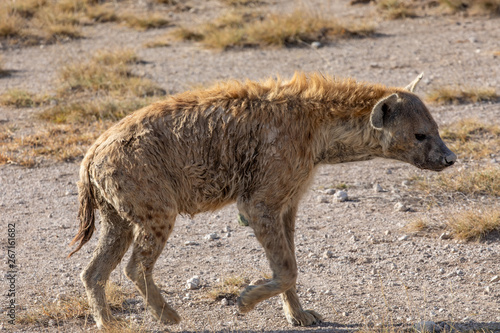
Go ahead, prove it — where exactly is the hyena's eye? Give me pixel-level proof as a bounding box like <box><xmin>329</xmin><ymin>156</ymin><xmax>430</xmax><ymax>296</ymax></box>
<box><xmin>415</xmin><ymin>134</ymin><xmax>426</xmax><ymax>141</ymax></box>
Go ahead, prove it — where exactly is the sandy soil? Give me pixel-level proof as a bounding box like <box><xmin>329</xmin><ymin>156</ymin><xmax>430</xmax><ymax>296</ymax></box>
<box><xmin>1</xmin><ymin>1</ymin><xmax>499</xmax><ymax>332</ymax></box>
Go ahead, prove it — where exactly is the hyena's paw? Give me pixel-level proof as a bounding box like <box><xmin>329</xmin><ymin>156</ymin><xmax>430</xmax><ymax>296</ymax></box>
<box><xmin>149</xmin><ymin>304</ymin><xmax>181</xmax><ymax>325</ymax></box>
<box><xmin>285</xmin><ymin>309</ymin><xmax>323</xmax><ymax>326</ymax></box>
<box><xmin>237</xmin><ymin>285</ymin><xmax>258</xmax><ymax>313</ymax></box>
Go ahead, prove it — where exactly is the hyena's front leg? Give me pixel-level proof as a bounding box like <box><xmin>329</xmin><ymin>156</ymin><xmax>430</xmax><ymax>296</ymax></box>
<box><xmin>236</xmin><ymin>201</ymin><xmax>321</xmax><ymax>326</ymax></box>
<box><xmin>279</xmin><ymin>206</ymin><xmax>322</xmax><ymax>326</ymax></box>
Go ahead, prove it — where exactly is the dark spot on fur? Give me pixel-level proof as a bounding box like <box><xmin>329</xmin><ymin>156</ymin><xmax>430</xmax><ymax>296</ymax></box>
<box><xmin>155</xmin><ymin>231</ymin><xmax>163</xmax><ymax>239</ymax></box>
<box><xmin>159</xmin><ymin>225</ymin><xmax>166</xmax><ymax>231</ymax></box>
<box><xmin>168</xmin><ymin>224</ymin><xmax>172</xmax><ymax>230</ymax></box>
<box><xmin>283</xmin><ymin>258</ymin><xmax>291</xmax><ymax>271</ymax></box>
<box><xmin>146</xmin><ymin>204</ymin><xmax>153</xmax><ymax>211</ymax></box>
<box><xmin>146</xmin><ymin>213</ymin><xmax>153</xmax><ymax>220</ymax></box>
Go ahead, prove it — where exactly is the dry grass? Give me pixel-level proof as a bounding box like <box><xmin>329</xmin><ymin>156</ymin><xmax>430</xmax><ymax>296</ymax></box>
<box><xmin>121</xmin><ymin>13</ymin><xmax>170</xmax><ymax>30</ymax></box>
<box><xmin>207</xmin><ymin>276</ymin><xmax>248</xmax><ymax>301</ymax></box>
<box><xmin>440</xmin><ymin>119</ymin><xmax>500</xmax><ymax>160</ymax></box>
<box><xmin>447</xmin><ymin>208</ymin><xmax>500</xmax><ymax>241</ymax></box>
<box><xmin>41</xmin><ymin>49</ymin><xmax>165</xmax><ymax>123</ymax></box>
<box><xmin>0</xmin><ymin>123</ymin><xmax>103</xmax><ymax>166</ymax></box>
<box><xmin>377</xmin><ymin>0</ymin><xmax>417</xmax><ymax>19</ymax></box>
<box><xmin>0</xmin><ymin>89</ymin><xmax>49</xmax><ymax>107</ymax></box>
<box><xmin>17</xmin><ymin>282</ymin><xmax>130</xmax><ymax>325</ymax></box>
<box><xmin>417</xmin><ymin>165</ymin><xmax>500</xmax><ymax>197</ymax></box>
<box><xmin>0</xmin><ymin>0</ymin><xmax>170</xmax><ymax>46</ymax></box>
<box><xmin>427</xmin><ymin>86</ymin><xmax>498</xmax><ymax>104</ymax></box>
<box><xmin>439</xmin><ymin>0</ymin><xmax>500</xmax><ymax>15</ymax></box>
<box><xmin>172</xmin><ymin>9</ymin><xmax>375</xmax><ymax>50</ymax></box>
<box><xmin>221</xmin><ymin>0</ymin><xmax>263</xmax><ymax>6</ymax></box>
<box><xmin>1</xmin><ymin>49</ymin><xmax>165</xmax><ymax>166</ymax></box>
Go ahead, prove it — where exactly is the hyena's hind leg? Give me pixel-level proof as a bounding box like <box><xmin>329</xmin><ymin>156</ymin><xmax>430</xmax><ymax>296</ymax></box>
<box><xmin>124</xmin><ymin>212</ymin><xmax>180</xmax><ymax>325</ymax></box>
<box><xmin>81</xmin><ymin>202</ymin><xmax>134</xmax><ymax>329</ymax></box>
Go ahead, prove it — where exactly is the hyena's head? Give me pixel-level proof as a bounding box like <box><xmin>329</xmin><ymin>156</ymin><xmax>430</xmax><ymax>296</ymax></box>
<box><xmin>370</xmin><ymin>74</ymin><xmax>456</xmax><ymax>172</ymax></box>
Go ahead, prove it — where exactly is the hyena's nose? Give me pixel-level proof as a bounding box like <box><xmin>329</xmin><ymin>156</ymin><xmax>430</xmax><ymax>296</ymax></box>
<box><xmin>444</xmin><ymin>152</ymin><xmax>456</xmax><ymax>166</ymax></box>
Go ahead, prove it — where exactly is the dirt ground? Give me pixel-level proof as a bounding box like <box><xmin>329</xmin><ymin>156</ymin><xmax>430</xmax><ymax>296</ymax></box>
<box><xmin>1</xmin><ymin>0</ymin><xmax>499</xmax><ymax>332</ymax></box>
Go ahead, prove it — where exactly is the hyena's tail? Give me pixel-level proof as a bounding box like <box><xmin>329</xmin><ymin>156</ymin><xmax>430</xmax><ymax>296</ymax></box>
<box><xmin>68</xmin><ymin>155</ymin><xmax>96</xmax><ymax>257</ymax></box>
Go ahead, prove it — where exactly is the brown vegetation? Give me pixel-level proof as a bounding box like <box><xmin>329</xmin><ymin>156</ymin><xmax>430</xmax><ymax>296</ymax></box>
<box><xmin>0</xmin><ymin>49</ymin><xmax>165</xmax><ymax>166</ymax></box>
<box><xmin>17</xmin><ymin>282</ymin><xmax>130</xmax><ymax>326</ymax></box>
<box><xmin>447</xmin><ymin>208</ymin><xmax>500</xmax><ymax>241</ymax></box>
<box><xmin>416</xmin><ymin>165</ymin><xmax>500</xmax><ymax>197</ymax></box>
<box><xmin>377</xmin><ymin>0</ymin><xmax>417</xmax><ymax>19</ymax></box>
<box><xmin>0</xmin><ymin>0</ymin><xmax>170</xmax><ymax>46</ymax></box>
<box><xmin>439</xmin><ymin>0</ymin><xmax>500</xmax><ymax>16</ymax></box>
<box><xmin>171</xmin><ymin>9</ymin><xmax>375</xmax><ymax>50</ymax></box>
<box><xmin>427</xmin><ymin>86</ymin><xmax>498</xmax><ymax>104</ymax></box>
<box><xmin>440</xmin><ymin>119</ymin><xmax>500</xmax><ymax>159</ymax></box>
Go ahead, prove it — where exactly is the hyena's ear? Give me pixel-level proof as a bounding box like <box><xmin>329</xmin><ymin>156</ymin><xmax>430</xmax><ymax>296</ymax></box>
<box><xmin>404</xmin><ymin>72</ymin><xmax>424</xmax><ymax>92</ymax></box>
<box><xmin>370</xmin><ymin>93</ymin><xmax>399</xmax><ymax>130</ymax></box>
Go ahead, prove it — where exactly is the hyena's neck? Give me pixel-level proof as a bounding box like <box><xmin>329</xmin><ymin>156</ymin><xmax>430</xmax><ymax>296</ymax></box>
<box><xmin>313</xmin><ymin>115</ymin><xmax>384</xmax><ymax>165</ymax></box>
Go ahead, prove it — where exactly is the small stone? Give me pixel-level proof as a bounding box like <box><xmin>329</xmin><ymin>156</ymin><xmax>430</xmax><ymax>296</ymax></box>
<box><xmin>386</xmin><ymin>169</ymin><xmax>392</xmax><ymax>174</ymax></box>
<box><xmin>398</xmin><ymin>235</ymin><xmax>409</xmax><ymax>241</ymax></box>
<box><xmin>394</xmin><ymin>202</ymin><xmax>408</xmax><ymax>212</ymax></box>
<box><xmin>186</xmin><ymin>276</ymin><xmax>201</xmax><ymax>290</ymax></box>
<box><xmin>401</xmin><ymin>180</ymin><xmax>411</xmax><ymax>187</ymax></box>
<box><xmin>439</xmin><ymin>232</ymin><xmax>451</xmax><ymax>240</ymax></box>
<box><xmin>350</xmin><ymin>235</ymin><xmax>359</xmax><ymax>242</ymax></box>
<box><xmin>204</xmin><ymin>233</ymin><xmax>219</xmax><ymax>241</ymax></box>
<box><xmin>334</xmin><ymin>190</ymin><xmax>348</xmax><ymax>202</ymax></box>
<box><xmin>484</xmin><ymin>286</ymin><xmax>491</xmax><ymax>294</ymax></box>
<box><xmin>237</xmin><ymin>213</ymin><xmax>249</xmax><ymax>226</ymax></box>
<box><xmin>221</xmin><ymin>298</ymin><xmax>229</xmax><ymax>306</ymax></box>
<box><xmin>325</xmin><ymin>188</ymin><xmax>336</xmax><ymax>195</ymax></box>
<box><xmin>384</xmin><ymin>230</ymin><xmax>391</xmax><ymax>235</ymax></box>
<box><xmin>438</xmin><ymin>268</ymin><xmax>445</xmax><ymax>274</ymax></box>
<box><xmin>311</xmin><ymin>41</ymin><xmax>322</xmax><ymax>49</ymax></box>
<box><xmin>323</xmin><ymin>250</ymin><xmax>334</xmax><ymax>258</ymax></box>
<box><xmin>65</xmin><ymin>190</ymin><xmax>76</xmax><ymax>196</ymax></box>
<box><xmin>48</xmin><ymin>213</ymin><xmax>53</xmax><ymax>218</ymax></box>
<box><xmin>317</xmin><ymin>195</ymin><xmax>330</xmax><ymax>203</ymax></box>
<box><xmin>373</xmin><ymin>183</ymin><xmax>383</xmax><ymax>192</ymax></box>
<box><xmin>490</xmin><ymin>275</ymin><xmax>500</xmax><ymax>283</ymax></box>
<box><xmin>184</xmin><ymin>241</ymin><xmax>199</xmax><ymax>246</ymax></box>
<box><xmin>342</xmin><ymin>311</ymin><xmax>349</xmax><ymax>317</ymax></box>
<box><xmin>222</xmin><ymin>226</ymin><xmax>231</xmax><ymax>233</ymax></box>
<box><xmin>48</xmin><ymin>319</ymin><xmax>56</xmax><ymax>327</ymax></box>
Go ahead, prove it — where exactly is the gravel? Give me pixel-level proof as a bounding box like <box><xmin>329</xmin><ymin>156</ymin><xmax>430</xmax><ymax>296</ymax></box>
<box><xmin>1</xmin><ymin>1</ymin><xmax>499</xmax><ymax>332</ymax></box>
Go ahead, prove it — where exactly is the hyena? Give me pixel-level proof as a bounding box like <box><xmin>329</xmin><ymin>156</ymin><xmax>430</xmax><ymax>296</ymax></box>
<box><xmin>69</xmin><ymin>72</ymin><xmax>456</xmax><ymax>328</ymax></box>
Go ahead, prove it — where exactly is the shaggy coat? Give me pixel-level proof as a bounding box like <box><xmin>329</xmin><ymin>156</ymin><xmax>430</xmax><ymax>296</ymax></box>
<box><xmin>70</xmin><ymin>72</ymin><xmax>455</xmax><ymax>328</ymax></box>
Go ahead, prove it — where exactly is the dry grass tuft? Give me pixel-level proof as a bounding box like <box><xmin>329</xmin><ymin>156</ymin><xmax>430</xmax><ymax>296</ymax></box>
<box><xmin>2</xmin><ymin>49</ymin><xmax>165</xmax><ymax>165</ymax></box>
<box><xmin>440</xmin><ymin>119</ymin><xmax>500</xmax><ymax>160</ymax></box>
<box><xmin>377</xmin><ymin>0</ymin><xmax>417</xmax><ymax>19</ymax></box>
<box><xmin>446</xmin><ymin>208</ymin><xmax>500</xmax><ymax>241</ymax></box>
<box><xmin>207</xmin><ymin>276</ymin><xmax>248</xmax><ymax>301</ymax></box>
<box><xmin>0</xmin><ymin>123</ymin><xmax>103</xmax><ymax>166</ymax></box>
<box><xmin>121</xmin><ymin>13</ymin><xmax>170</xmax><ymax>30</ymax></box>
<box><xmin>221</xmin><ymin>0</ymin><xmax>264</xmax><ymax>6</ymax></box>
<box><xmin>404</xmin><ymin>218</ymin><xmax>430</xmax><ymax>233</ymax></box>
<box><xmin>417</xmin><ymin>165</ymin><xmax>500</xmax><ymax>197</ymax></box>
<box><xmin>40</xmin><ymin>49</ymin><xmax>165</xmax><ymax>123</ymax></box>
<box><xmin>439</xmin><ymin>0</ymin><xmax>500</xmax><ymax>16</ymax></box>
<box><xmin>172</xmin><ymin>9</ymin><xmax>375</xmax><ymax>50</ymax></box>
<box><xmin>0</xmin><ymin>89</ymin><xmax>49</xmax><ymax>107</ymax></box>
<box><xmin>17</xmin><ymin>282</ymin><xmax>130</xmax><ymax>325</ymax></box>
<box><xmin>0</xmin><ymin>0</ymin><xmax>171</xmax><ymax>46</ymax></box>
<box><xmin>427</xmin><ymin>86</ymin><xmax>498</xmax><ymax>104</ymax></box>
